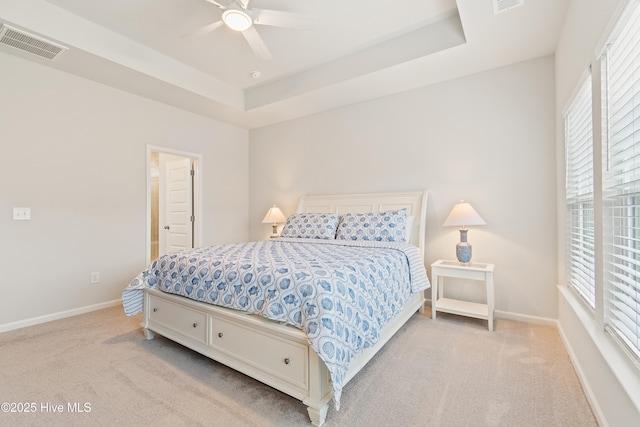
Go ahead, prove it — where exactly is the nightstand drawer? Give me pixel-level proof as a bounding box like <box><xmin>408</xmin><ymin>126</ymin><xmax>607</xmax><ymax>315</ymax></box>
<box><xmin>148</xmin><ymin>294</ymin><xmax>207</xmax><ymax>344</ymax></box>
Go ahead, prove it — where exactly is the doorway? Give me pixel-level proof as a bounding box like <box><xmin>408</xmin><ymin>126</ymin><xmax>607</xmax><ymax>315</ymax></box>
<box><xmin>147</xmin><ymin>146</ymin><xmax>202</xmax><ymax>263</ymax></box>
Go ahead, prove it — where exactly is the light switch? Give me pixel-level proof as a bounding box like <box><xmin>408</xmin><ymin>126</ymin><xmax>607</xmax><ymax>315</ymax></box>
<box><xmin>13</xmin><ymin>207</ymin><xmax>31</xmax><ymax>220</ymax></box>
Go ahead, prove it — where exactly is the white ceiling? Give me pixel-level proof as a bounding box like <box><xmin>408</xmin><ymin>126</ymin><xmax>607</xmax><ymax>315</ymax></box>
<box><xmin>0</xmin><ymin>0</ymin><xmax>569</xmax><ymax>129</ymax></box>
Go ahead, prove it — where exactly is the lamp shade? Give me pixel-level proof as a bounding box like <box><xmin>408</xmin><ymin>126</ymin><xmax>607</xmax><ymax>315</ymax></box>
<box><xmin>262</xmin><ymin>205</ymin><xmax>286</xmax><ymax>224</ymax></box>
<box><xmin>442</xmin><ymin>201</ymin><xmax>486</xmax><ymax>227</ymax></box>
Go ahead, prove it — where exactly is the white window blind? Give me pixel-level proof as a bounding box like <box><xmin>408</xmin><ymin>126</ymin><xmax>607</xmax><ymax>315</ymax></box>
<box><xmin>565</xmin><ymin>76</ymin><xmax>596</xmax><ymax>308</ymax></box>
<box><xmin>602</xmin><ymin>3</ymin><xmax>640</xmax><ymax>360</ymax></box>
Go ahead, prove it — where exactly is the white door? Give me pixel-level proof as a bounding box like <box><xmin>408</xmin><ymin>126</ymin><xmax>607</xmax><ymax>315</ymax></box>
<box><xmin>159</xmin><ymin>155</ymin><xmax>193</xmax><ymax>255</ymax></box>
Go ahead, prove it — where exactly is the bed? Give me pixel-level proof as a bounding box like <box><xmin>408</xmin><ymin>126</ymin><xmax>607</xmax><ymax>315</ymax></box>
<box><xmin>122</xmin><ymin>190</ymin><xmax>429</xmax><ymax>426</ymax></box>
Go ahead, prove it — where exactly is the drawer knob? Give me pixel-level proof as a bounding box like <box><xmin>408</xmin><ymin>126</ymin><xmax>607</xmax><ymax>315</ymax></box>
<box><xmin>218</xmin><ymin>332</ymin><xmax>224</xmax><ymax>338</ymax></box>
<box><xmin>284</xmin><ymin>358</ymin><xmax>290</xmax><ymax>365</ymax></box>
<box><xmin>192</xmin><ymin>322</ymin><xmax>199</xmax><ymax>328</ymax></box>
<box><xmin>153</xmin><ymin>307</ymin><xmax>158</xmax><ymax>312</ymax></box>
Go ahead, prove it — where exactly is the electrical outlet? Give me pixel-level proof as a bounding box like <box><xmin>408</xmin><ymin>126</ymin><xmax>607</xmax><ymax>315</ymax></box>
<box><xmin>13</xmin><ymin>207</ymin><xmax>31</xmax><ymax>220</ymax></box>
<box><xmin>90</xmin><ymin>272</ymin><xmax>100</xmax><ymax>284</ymax></box>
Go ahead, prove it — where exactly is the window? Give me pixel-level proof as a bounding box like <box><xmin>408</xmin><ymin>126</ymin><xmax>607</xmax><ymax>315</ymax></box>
<box><xmin>565</xmin><ymin>76</ymin><xmax>596</xmax><ymax>308</ymax></box>
<box><xmin>601</xmin><ymin>3</ymin><xmax>640</xmax><ymax>360</ymax></box>
<box><xmin>565</xmin><ymin>0</ymin><xmax>640</xmax><ymax>363</ymax></box>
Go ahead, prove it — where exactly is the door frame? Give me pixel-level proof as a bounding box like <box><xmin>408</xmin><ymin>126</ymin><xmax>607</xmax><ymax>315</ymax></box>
<box><xmin>146</xmin><ymin>145</ymin><xmax>203</xmax><ymax>263</ymax></box>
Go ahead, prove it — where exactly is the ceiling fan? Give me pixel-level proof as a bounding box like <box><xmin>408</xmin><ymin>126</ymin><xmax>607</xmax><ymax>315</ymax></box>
<box><xmin>191</xmin><ymin>0</ymin><xmax>311</xmax><ymax>61</ymax></box>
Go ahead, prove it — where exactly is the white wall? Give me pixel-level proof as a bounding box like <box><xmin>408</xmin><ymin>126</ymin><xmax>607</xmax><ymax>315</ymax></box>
<box><xmin>555</xmin><ymin>0</ymin><xmax>640</xmax><ymax>425</ymax></box>
<box><xmin>0</xmin><ymin>52</ymin><xmax>249</xmax><ymax>328</ymax></box>
<box><xmin>249</xmin><ymin>55</ymin><xmax>557</xmax><ymax>321</ymax></box>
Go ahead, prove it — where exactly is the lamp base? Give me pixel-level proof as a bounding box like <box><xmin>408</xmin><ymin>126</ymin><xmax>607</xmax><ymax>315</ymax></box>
<box><xmin>456</xmin><ymin>229</ymin><xmax>472</xmax><ymax>265</ymax></box>
<box><xmin>270</xmin><ymin>224</ymin><xmax>279</xmax><ymax>238</ymax></box>
<box><xmin>456</xmin><ymin>242</ymin><xmax>472</xmax><ymax>265</ymax></box>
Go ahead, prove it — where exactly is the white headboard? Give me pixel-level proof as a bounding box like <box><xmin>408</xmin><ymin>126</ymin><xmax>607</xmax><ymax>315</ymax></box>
<box><xmin>296</xmin><ymin>190</ymin><xmax>428</xmax><ymax>257</ymax></box>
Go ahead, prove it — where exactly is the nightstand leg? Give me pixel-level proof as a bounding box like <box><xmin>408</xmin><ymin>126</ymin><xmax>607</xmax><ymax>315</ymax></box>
<box><xmin>487</xmin><ymin>273</ymin><xmax>495</xmax><ymax>331</ymax></box>
<box><xmin>432</xmin><ymin>273</ymin><xmax>438</xmax><ymax>320</ymax></box>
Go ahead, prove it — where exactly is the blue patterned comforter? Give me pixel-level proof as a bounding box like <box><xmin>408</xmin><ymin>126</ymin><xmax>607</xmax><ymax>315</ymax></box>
<box><xmin>123</xmin><ymin>238</ymin><xmax>429</xmax><ymax>407</ymax></box>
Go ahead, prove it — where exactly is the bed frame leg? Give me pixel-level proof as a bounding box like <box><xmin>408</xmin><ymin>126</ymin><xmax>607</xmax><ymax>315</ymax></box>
<box><xmin>419</xmin><ymin>293</ymin><xmax>426</xmax><ymax>314</ymax></box>
<box><xmin>143</xmin><ymin>328</ymin><xmax>155</xmax><ymax>340</ymax></box>
<box><xmin>306</xmin><ymin>403</ymin><xmax>328</xmax><ymax>427</ymax></box>
<box><xmin>305</xmin><ymin>350</ymin><xmax>331</xmax><ymax>426</ymax></box>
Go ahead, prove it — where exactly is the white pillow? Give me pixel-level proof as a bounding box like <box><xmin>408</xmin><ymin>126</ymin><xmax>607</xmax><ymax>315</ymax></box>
<box><xmin>405</xmin><ymin>215</ymin><xmax>414</xmax><ymax>243</ymax></box>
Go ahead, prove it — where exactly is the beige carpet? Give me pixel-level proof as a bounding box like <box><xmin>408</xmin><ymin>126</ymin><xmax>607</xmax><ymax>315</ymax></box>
<box><xmin>0</xmin><ymin>305</ymin><xmax>596</xmax><ymax>427</ymax></box>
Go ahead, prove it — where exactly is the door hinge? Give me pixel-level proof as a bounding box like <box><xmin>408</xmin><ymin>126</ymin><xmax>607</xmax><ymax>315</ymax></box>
<box><xmin>190</xmin><ymin>169</ymin><xmax>195</xmax><ymax>176</ymax></box>
<box><xmin>190</xmin><ymin>215</ymin><xmax>195</xmax><ymax>222</ymax></box>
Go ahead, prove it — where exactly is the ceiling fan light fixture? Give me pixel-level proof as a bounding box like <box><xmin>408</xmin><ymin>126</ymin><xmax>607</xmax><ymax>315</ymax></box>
<box><xmin>222</xmin><ymin>9</ymin><xmax>253</xmax><ymax>31</ymax></box>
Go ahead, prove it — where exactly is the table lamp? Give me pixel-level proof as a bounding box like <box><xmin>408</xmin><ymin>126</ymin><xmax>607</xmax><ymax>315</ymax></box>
<box><xmin>262</xmin><ymin>205</ymin><xmax>287</xmax><ymax>238</ymax></box>
<box><xmin>443</xmin><ymin>200</ymin><xmax>486</xmax><ymax>265</ymax></box>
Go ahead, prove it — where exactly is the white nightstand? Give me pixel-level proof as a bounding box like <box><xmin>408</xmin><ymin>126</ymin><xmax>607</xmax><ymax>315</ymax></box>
<box><xmin>430</xmin><ymin>259</ymin><xmax>495</xmax><ymax>331</ymax></box>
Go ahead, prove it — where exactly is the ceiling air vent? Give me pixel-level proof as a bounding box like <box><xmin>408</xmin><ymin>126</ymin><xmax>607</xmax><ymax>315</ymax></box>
<box><xmin>0</xmin><ymin>24</ymin><xmax>68</xmax><ymax>61</ymax></box>
<box><xmin>493</xmin><ymin>0</ymin><xmax>524</xmax><ymax>14</ymax></box>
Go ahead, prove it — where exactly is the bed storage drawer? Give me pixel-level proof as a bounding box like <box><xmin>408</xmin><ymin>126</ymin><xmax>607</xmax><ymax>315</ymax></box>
<box><xmin>147</xmin><ymin>294</ymin><xmax>207</xmax><ymax>344</ymax></box>
<box><xmin>211</xmin><ymin>317</ymin><xmax>308</xmax><ymax>389</ymax></box>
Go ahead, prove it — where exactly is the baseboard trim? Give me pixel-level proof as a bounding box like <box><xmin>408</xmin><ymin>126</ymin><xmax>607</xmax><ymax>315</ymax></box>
<box><xmin>424</xmin><ymin>298</ymin><xmax>557</xmax><ymax>326</ymax></box>
<box><xmin>494</xmin><ymin>309</ymin><xmax>557</xmax><ymax>327</ymax></box>
<box><xmin>0</xmin><ymin>299</ymin><xmax>557</xmax><ymax>333</ymax></box>
<box><xmin>0</xmin><ymin>299</ymin><xmax>122</xmax><ymax>333</ymax></box>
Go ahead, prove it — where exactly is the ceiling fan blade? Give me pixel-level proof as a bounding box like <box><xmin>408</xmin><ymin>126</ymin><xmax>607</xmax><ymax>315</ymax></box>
<box><xmin>182</xmin><ymin>20</ymin><xmax>224</xmax><ymax>38</ymax></box>
<box><xmin>203</xmin><ymin>0</ymin><xmax>226</xmax><ymax>9</ymax></box>
<box><xmin>241</xmin><ymin>26</ymin><xmax>272</xmax><ymax>61</ymax></box>
<box><xmin>253</xmin><ymin>8</ymin><xmax>313</xmax><ymax>29</ymax></box>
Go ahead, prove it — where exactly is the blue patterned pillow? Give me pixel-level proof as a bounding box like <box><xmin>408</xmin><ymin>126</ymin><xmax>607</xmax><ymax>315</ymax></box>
<box><xmin>280</xmin><ymin>213</ymin><xmax>341</xmax><ymax>239</ymax></box>
<box><xmin>336</xmin><ymin>209</ymin><xmax>409</xmax><ymax>242</ymax></box>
